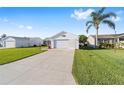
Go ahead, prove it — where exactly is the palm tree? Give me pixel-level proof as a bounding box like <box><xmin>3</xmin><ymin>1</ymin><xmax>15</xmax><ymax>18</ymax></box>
<box><xmin>86</xmin><ymin>7</ymin><xmax>117</xmax><ymax>48</ymax></box>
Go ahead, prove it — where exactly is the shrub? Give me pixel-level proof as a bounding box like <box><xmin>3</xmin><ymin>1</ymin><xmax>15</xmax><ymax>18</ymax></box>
<box><xmin>79</xmin><ymin>45</ymin><xmax>87</xmax><ymax>49</ymax></box>
<box><xmin>99</xmin><ymin>43</ymin><xmax>114</xmax><ymax>49</ymax></box>
<box><xmin>33</xmin><ymin>45</ymin><xmax>37</xmax><ymax>47</ymax></box>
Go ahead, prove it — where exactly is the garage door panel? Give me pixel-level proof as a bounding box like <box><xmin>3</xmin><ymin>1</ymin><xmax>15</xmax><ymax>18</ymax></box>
<box><xmin>54</xmin><ymin>40</ymin><xmax>75</xmax><ymax>49</ymax></box>
<box><xmin>55</xmin><ymin>40</ymin><xmax>68</xmax><ymax>48</ymax></box>
<box><xmin>5</xmin><ymin>41</ymin><xmax>15</xmax><ymax>48</ymax></box>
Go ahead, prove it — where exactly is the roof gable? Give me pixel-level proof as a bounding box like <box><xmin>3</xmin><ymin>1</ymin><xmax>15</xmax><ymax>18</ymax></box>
<box><xmin>50</xmin><ymin>31</ymin><xmax>67</xmax><ymax>39</ymax></box>
<box><xmin>49</xmin><ymin>31</ymin><xmax>78</xmax><ymax>39</ymax></box>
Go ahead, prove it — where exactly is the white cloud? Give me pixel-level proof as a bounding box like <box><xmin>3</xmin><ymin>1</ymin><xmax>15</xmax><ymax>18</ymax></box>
<box><xmin>3</xmin><ymin>18</ymin><xmax>9</xmax><ymax>22</ymax></box>
<box><xmin>71</xmin><ymin>8</ymin><xmax>95</xmax><ymax>20</ymax></box>
<box><xmin>10</xmin><ymin>22</ymin><xmax>18</xmax><ymax>26</ymax></box>
<box><xmin>18</xmin><ymin>25</ymin><xmax>25</xmax><ymax>29</ymax></box>
<box><xmin>1</xmin><ymin>17</ymin><xmax>33</xmax><ymax>30</ymax></box>
<box><xmin>116</xmin><ymin>10</ymin><xmax>123</xmax><ymax>15</ymax></box>
<box><xmin>26</xmin><ymin>26</ymin><xmax>33</xmax><ymax>30</ymax></box>
<box><xmin>113</xmin><ymin>10</ymin><xmax>123</xmax><ymax>22</ymax></box>
<box><xmin>112</xmin><ymin>16</ymin><xmax>121</xmax><ymax>22</ymax></box>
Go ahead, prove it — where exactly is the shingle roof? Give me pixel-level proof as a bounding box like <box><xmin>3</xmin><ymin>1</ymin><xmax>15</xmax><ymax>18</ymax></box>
<box><xmin>2</xmin><ymin>36</ymin><xmax>30</xmax><ymax>40</ymax></box>
<box><xmin>90</xmin><ymin>33</ymin><xmax>124</xmax><ymax>39</ymax></box>
<box><xmin>44</xmin><ymin>37</ymin><xmax>51</xmax><ymax>41</ymax></box>
<box><xmin>44</xmin><ymin>31</ymin><xmax>67</xmax><ymax>40</ymax></box>
<box><xmin>46</xmin><ymin>31</ymin><xmax>78</xmax><ymax>40</ymax></box>
<box><xmin>2</xmin><ymin>36</ymin><xmax>42</xmax><ymax>41</ymax></box>
<box><xmin>50</xmin><ymin>31</ymin><xmax>67</xmax><ymax>39</ymax></box>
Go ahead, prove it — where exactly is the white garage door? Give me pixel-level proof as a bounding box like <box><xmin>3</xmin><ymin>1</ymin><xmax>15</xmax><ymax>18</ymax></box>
<box><xmin>5</xmin><ymin>41</ymin><xmax>15</xmax><ymax>48</ymax></box>
<box><xmin>54</xmin><ymin>40</ymin><xmax>75</xmax><ymax>49</ymax></box>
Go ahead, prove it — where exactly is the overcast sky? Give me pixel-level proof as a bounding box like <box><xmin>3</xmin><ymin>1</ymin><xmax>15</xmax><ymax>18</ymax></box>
<box><xmin>0</xmin><ymin>7</ymin><xmax>123</xmax><ymax>38</ymax></box>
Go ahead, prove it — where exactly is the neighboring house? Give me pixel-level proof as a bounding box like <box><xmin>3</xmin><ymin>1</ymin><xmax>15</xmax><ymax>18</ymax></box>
<box><xmin>87</xmin><ymin>33</ymin><xmax>124</xmax><ymax>47</ymax></box>
<box><xmin>29</xmin><ymin>37</ymin><xmax>43</xmax><ymax>46</ymax></box>
<box><xmin>46</xmin><ymin>31</ymin><xmax>79</xmax><ymax>49</ymax></box>
<box><xmin>0</xmin><ymin>38</ymin><xmax>2</xmax><ymax>47</ymax></box>
<box><xmin>43</xmin><ymin>37</ymin><xmax>51</xmax><ymax>46</ymax></box>
<box><xmin>0</xmin><ymin>36</ymin><xmax>43</xmax><ymax>48</ymax></box>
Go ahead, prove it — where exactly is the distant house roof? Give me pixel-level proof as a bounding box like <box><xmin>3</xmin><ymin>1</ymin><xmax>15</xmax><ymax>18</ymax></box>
<box><xmin>2</xmin><ymin>36</ymin><xmax>30</xmax><ymax>40</ymax></box>
<box><xmin>30</xmin><ymin>37</ymin><xmax>42</xmax><ymax>41</ymax></box>
<box><xmin>2</xmin><ymin>36</ymin><xmax>42</xmax><ymax>41</ymax></box>
<box><xmin>44</xmin><ymin>37</ymin><xmax>51</xmax><ymax>41</ymax></box>
<box><xmin>90</xmin><ymin>33</ymin><xmax>124</xmax><ymax>39</ymax></box>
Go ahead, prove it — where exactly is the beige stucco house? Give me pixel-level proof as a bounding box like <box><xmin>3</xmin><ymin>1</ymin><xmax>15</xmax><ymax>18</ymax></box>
<box><xmin>87</xmin><ymin>33</ymin><xmax>124</xmax><ymax>48</ymax></box>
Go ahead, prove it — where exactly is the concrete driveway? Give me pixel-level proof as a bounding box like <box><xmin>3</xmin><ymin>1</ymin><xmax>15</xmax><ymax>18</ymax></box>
<box><xmin>0</xmin><ymin>49</ymin><xmax>75</xmax><ymax>85</ymax></box>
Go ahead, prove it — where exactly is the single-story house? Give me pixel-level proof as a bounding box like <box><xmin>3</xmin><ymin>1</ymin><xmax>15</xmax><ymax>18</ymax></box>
<box><xmin>0</xmin><ymin>36</ymin><xmax>43</xmax><ymax>48</ymax></box>
<box><xmin>29</xmin><ymin>37</ymin><xmax>43</xmax><ymax>46</ymax></box>
<box><xmin>87</xmin><ymin>33</ymin><xmax>124</xmax><ymax>47</ymax></box>
<box><xmin>0</xmin><ymin>38</ymin><xmax>2</xmax><ymax>47</ymax></box>
<box><xmin>43</xmin><ymin>37</ymin><xmax>51</xmax><ymax>46</ymax></box>
<box><xmin>46</xmin><ymin>31</ymin><xmax>79</xmax><ymax>49</ymax></box>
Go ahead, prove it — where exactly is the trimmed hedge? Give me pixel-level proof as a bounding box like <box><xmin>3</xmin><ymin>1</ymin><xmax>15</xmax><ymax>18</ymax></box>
<box><xmin>99</xmin><ymin>43</ymin><xmax>114</xmax><ymax>48</ymax></box>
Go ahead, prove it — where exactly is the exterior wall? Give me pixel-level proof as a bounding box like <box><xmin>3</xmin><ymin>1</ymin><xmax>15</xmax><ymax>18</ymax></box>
<box><xmin>98</xmin><ymin>38</ymin><xmax>115</xmax><ymax>44</ymax></box>
<box><xmin>87</xmin><ymin>36</ymin><xmax>95</xmax><ymax>47</ymax></box>
<box><xmin>68</xmin><ymin>39</ymin><xmax>79</xmax><ymax>49</ymax></box>
<box><xmin>50</xmin><ymin>40</ymin><xmax>54</xmax><ymax>48</ymax></box>
<box><xmin>16</xmin><ymin>38</ymin><xmax>30</xmax><ymax>48</ymax></box>
<box><xmin>29</xmin><ymin>39</ymin><xmax>43</xmax><ymax>46</ymax></box>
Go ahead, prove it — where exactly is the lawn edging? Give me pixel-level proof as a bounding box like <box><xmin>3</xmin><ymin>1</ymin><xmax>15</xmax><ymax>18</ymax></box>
<box><xmin>0</xmin><ymin>47</ymin><xmax>47</xmax><ymax>65</ymax></box>
<box><xmin>72</xmin><ymin>50</ymin><xmax>79</xmax><ymax>85</ymax></box>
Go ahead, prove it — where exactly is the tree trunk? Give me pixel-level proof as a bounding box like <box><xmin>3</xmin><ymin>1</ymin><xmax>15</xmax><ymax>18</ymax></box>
<box><xmin>95</xmin><ymin>27</ymin><xmax>99</xmax><ymax>48</ymax></box>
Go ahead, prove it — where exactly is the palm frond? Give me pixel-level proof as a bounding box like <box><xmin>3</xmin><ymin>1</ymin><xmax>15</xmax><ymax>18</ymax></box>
<box><xmin>91</xmin><ymin>12</ymin><xmax>97</xmax><ymax>17</ymax></box>
<box><xmin>98</xmin><ymin>7</ymin><xmax>106</xmax><ymax>14</ymax></box>
<box><xmin>102</xmin><ymin>20</ymin><xmax>115</xmax><ymax>30</ymax></box>
<box><xmin>86</xmin><ymin>21</ymin><xmax>94</xmax><ymax>26</ymax></box>
<box><xmin>86</xmin><ymin>24</ymin><xmax>92</xmax><ymax>33</ymax></box>
<box><xmin>101</xmin><ymin>12</ymin><xmax>117</xmax><ymax>20</ymax></box>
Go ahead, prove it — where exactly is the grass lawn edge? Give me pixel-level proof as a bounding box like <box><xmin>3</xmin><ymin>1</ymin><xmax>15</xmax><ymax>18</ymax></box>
<box><xmin>0</xmin><ymin>49</ymin><xmax>47</xmax><ymax>65</ymax></box>
<box><xmin>72</xmin><ymin>50</ymin><xmax>79</xmax><ymax>85</ymax></box>
<box><xmin>72</xmin><ymin>69</ymin><xmax>79</xmax><ymax>85</ymax></box>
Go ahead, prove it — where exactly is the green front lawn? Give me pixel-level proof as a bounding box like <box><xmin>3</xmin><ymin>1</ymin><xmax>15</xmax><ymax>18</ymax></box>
<box><xmin>73</xmin><ymin>49</ymin><xmax>124</xmax><ymax>85</ymax></box>
<box><xmin>0</xmin><ymin>47</ymin><xmax>46</xmax><ymax>65</ymax></box>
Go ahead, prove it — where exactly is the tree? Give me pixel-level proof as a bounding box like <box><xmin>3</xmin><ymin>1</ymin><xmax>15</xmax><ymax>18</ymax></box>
<box><xmin>79</xmin><ymin>35</ymin><xmax>87</xmax><ymax>43</ymax></box>
<box><xmin>1</xmin><ymin>34</ymin><xmax>7</xmax><ymax>38</ymax></box>
<box><xmin>86</xmin><ymin>7</ymin><xmax>116</xmax><ymax>48</ymax></box>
